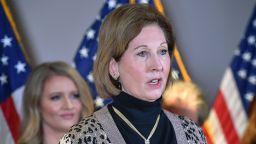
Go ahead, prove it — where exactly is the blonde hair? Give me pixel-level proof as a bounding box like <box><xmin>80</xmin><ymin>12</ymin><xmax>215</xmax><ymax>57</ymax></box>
<box><xmin>18</xmin><ymin>61</ymin><xmax>94</xmax><ymax>144</ymax></box>
<box><xmin>162</xmin><ymin>80</ymin><xmax>208</xmax><ymax>125</ymax></box>
<box><xmin>94</xmin><ymin>4</ymin><xmax>175</xmax><ymax>98</ymax></box>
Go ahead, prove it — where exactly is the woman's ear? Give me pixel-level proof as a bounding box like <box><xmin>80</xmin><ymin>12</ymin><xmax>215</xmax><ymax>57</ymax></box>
<box><xmin>109</xmin><ymin>58</ymin><xmax>119</xmax><ymax>80</ymax></box>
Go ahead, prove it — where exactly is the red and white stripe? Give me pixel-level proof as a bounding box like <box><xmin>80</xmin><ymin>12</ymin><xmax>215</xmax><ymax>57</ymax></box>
<box><xmin>203</xmin><ymin>68</ymin><xmax>248</xmax><ymax>144</ymax></box>
<box><xmin>0</xmin><ymin>86</ymin><xmax>25</xmax><ymax>144</ymax></box>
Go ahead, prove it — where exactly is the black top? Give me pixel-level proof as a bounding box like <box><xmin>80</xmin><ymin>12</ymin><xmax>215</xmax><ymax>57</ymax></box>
<box><xmin>108</xmin><ymin>91</ymin><xmax>177</xmax><ymax>144</ymax></box>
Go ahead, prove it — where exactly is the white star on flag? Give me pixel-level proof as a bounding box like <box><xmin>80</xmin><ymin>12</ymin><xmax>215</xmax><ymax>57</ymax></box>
<box><xmin>252</xmin><ymin>59</ymin><xmax>256</xmax><ymax>66</ymax></box>
<box><xmin>15</xmin><ymin>61</ymin><xmax>26</xmax><ymax>74</ymax></box>
<box><xmin>253</xmin><ymin>19</ymin><xmax>256</xmax><ymax>27</ymax></box>
<box><xmin>108</xmin><ymin>0</ymin><xmax>116</xmax><ymax>9</ymax></box>
<box><xmin>248</xmin><ymin>35</ymin><xmax>255</xmax><ymax>45</ymax></box>
<box><xmin>86</xmin><ymin>29</ymin><xmax>95</xmax><ymax>40</ymax></box>
<box><xmin>248</xmin><ymin>75</ymin><xmax>256</xmax><ymax>85</ymax></box>
<box><xmin>1</xmin><ymin>55</ymin><xmax>8</xmax><ymax>65</ymax></box>
<box><xmin>87</xmin><ymin>72</ymin><xmax>94</xmax><ymax>83</ymax></box>
<box><xmin>238</xmin><ymin>69</ymin><xmax>247</xmax><ymax>79</ymax></box>
<box><xmin>95</xmin><ymin>96</ymin><xmax>104</xmax><ymax>107</ymax></box>
<box><xmin>242</xmin><ymin>52</ymin><xmax>251</xmax><ymax>62</ymax></box>
<box><xmin>1</xmin><ymin>35</ymin><xmax>12</xmax><ymax>48</ymax></box>
<box><xmin>245</xmin><ymin>92</ymin><xmax>254</xmax><ymax>102</ymax></box>
<box><xmin>0</xmin><ymin>73</ymin><xmax>7</xmax><ymax>85</ymax></box>
<box><xmin>93</xmin><ymin>54</ymin><xmax>97</xmax><ymax>61</ymax></box>
<box><xmin>79</xmin><ymin>47</ymin><xmax>89</xmax><ymax>58</ymax></box>
<box><xmin>140</xmin><ymin>0</ymin><xmax>149</xmax><ymax>4</ymax></box>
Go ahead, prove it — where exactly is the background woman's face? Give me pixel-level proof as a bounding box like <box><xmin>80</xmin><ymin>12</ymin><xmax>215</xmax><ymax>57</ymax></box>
<box><xmin>112</xmin><ymin>24</ymin><xmax>171</xmax><ymax>101</ymax></box>
<box><xmin>40</xmin><ymin>75</ymin><xmax>82</xmax><ymax>132</ymax></box>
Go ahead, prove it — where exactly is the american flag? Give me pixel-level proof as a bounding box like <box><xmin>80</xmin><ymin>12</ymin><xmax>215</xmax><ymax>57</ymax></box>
<box><xmin>0</xmin><ymin>0</ymin><xmax>31</xmax><ymax>143</ymax></box>
<box><xmin>203</xmin><ymin>5</ymin><xmax>256</xmax><ymax>144</ymax></box>
<box><xmin>74</xmin><ymin>0</ymin><xmax>190</xmax><ymax>109</ymax></box>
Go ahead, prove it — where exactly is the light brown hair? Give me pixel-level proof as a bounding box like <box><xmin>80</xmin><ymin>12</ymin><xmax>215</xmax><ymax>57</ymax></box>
<box><xmin>93</xmin><ymin>4</ymin><xmax>175</xmax><ymax>98</ymax></box>
<box><xmin>18</xmin><ymin>61</ymin><xmax>94</xmax><ymax>144</ymax></box>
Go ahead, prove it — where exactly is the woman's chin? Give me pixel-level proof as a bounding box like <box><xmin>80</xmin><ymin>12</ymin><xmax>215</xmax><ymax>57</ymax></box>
<box><xmin>144</xmin><ymin>93</ymin><xmax>162</xmax><ymax>102</ymax></box>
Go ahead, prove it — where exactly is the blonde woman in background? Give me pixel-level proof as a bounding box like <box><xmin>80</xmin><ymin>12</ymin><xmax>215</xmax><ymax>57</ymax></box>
<box><xmin>18</xmin><ymin>61</ymin><xmax>94</xmax><ymax>144</ymax></box>
<box><xmin>162</xmin><ymin>80</ymin><xmax>209</xmax><ymax>125</ymax></box>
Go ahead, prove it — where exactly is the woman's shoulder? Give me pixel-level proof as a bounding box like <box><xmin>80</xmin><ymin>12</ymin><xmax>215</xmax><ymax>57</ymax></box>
<box><xmin>59</xmin><ymin>115</ymin><xmax>111</xmax><ymax>144</ymax></box>
<box><xmin>164</xmin><ymin>110</ymin><xmax>207</xmax><ymax>144</ymax></box>
<box><xmin>177</xmin><ymin>115</ymin><xmax>207</xmax><ymax>143</ymax></box>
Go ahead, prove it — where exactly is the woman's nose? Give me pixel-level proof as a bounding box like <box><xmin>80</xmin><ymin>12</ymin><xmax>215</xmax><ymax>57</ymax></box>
<box><xmin>149</xmin><ymin>55</ymin><xmax>163</xmax><ymax>72</ymax></box>
<box><xmin>63</xmin><ymin>98</ymin><xmax>74</xmax><ymax>109</ymax></box>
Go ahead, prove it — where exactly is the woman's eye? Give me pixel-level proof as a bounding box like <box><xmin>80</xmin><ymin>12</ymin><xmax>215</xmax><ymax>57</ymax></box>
<box><xmin>160</xmin><ymin>49</ymin><xmax>168</xmax><ymax>55</ymax></box>
<box><xmin>137</xmin><ymin>51</ymin><xmax>146</xmax><ymax>57</ymax></box>
<box><xmin>50</xmin><ymin>95</ymin><xmax>61</xmax><ymax>101</ymax></box>
<box><xmin>71</xmin><ymin>94</ymin><xmax>80</xmax><ymax>99</ymax></box>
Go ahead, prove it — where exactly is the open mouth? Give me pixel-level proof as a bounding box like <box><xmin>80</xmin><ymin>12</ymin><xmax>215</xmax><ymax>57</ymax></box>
<box><xmin>148</xmin><ymin>78</ymin><xmax>162</xmax><ymax>85</ymax></box>
<box><xmin>149</xmin><ymin>79</ymin><xmax>159</xmax><ymax>84</ymax></box>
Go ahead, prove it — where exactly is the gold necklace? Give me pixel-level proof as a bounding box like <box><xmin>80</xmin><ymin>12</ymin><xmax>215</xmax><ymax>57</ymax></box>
<box><xmin>112</xmin><ymin>106</ymin><xmax>160</xmax><ymax>144</ymax></box>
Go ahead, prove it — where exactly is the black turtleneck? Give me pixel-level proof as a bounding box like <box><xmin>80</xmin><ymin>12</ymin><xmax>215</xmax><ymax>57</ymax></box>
<box><xmin>108</xmin><ymin>91</ymin><xmax>177</xmax><ymax>144</ymax></box>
